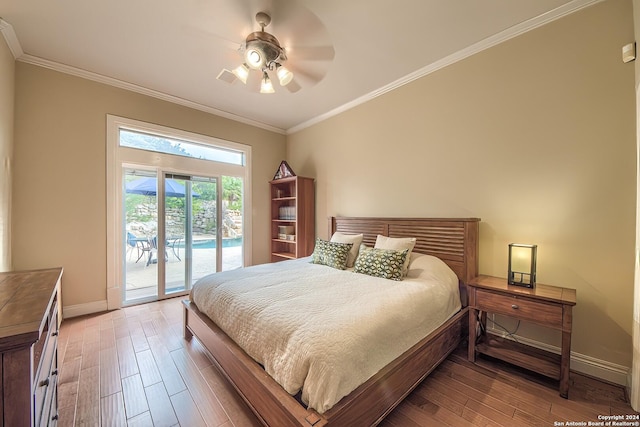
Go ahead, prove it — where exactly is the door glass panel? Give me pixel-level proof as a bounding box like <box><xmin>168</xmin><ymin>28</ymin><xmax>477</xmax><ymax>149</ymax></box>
<box><xmin>123</xmin><ymin>169</ymin><xmax>158</xmax><ymax>302</ymax></box>
<box><xmin>191</xmin><ymin>177</ymin><xmax>218</xmax><ymax>285</ymax></box>
<box><xmin>164</xmin><ymin>176</ymin><xmax>220</xmax><ymax>294</ymax></box>
<box><xmin>164</xmin><ymin>176</ymin><xmax>189</xmax><ymax>294</ymax></box>
<box><xmin>221</xmin><ymin>176</ymin><xmax>244</xmax><ymax>271</ymax></box>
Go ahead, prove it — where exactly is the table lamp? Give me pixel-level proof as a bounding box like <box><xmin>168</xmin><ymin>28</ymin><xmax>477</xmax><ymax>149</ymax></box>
<box><xmin>508</xmin><ymin>243</ymin><xmax>537</xmax><ymax>288</ymax></box>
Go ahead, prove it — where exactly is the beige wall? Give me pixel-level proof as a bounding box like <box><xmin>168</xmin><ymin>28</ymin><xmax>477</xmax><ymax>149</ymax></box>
<box><xmin>13</xmin><ymin>63</ymin><xmax>286</xmax><ymax>307</ymax></box>
<box><xmin>0</xmin><ymin>36</ymin><xmax>14</xmax><ymax>272</ymax></box>
<box><xmin>288</xmin><ymin>0</ymin><xmax>636</xmax><ymax>368</ymax></box>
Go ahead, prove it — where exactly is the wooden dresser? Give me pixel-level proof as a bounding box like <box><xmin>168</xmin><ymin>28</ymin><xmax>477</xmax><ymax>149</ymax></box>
<box><xmin>468</xmin><ymin>275</ymin><xmax>576</xmax><ymax>397</ymax></box>
<box><xmin>0</xmin><ymin>268</ymin><xmax>62</xmax><ymax>426</ymax></box>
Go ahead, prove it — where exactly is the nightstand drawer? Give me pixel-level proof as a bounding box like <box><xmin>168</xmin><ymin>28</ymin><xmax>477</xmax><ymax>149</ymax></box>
<box><xmin>475</xmin><ymin>289</ymin><xmax>563</xmax><ymax>328</ymax></box>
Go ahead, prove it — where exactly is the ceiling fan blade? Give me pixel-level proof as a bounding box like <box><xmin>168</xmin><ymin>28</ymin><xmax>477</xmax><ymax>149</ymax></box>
<box><xmin>288</xmin><ymin>60</ymin><xmax>331</xmax><ymax>83</ymax></box>
<box><xmin>216</xmin><ymin>69</ymin><xmax>238</xmax><ymax>84</ymax></box>
<box><xmin>284</xmin><ymin>79</ymin><xmax>301</xmax><ymax>93</ymax></box>
<box><xmin>285</xmin><ymin>45</ymin><xmax>335</xmax><ymax>62</ymax></box>
<box><xmin>267</xmin><ymin>0</ymin><xmax>332</xmax><ymax>46</ymax></box>
<box><xmin>181</xmin><ymin>25</ymin><xmax>242</xmax><ymax>52</ymax></box>
<box><xmin>180</xmin><ymin>0</ymin><xmax>262</xmax><ymax>55</ymax></box>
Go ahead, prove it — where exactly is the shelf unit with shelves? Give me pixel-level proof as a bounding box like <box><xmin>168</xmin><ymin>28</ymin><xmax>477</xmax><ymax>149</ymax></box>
<box><xmin>270</xmin><ymin>176</ymin><xmax>315</xmax><ymax>262</ymax></box>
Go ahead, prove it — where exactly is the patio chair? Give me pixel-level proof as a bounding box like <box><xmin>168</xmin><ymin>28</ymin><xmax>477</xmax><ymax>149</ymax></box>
<box><xmin>143</xmin><ymin>237</ymin><xmax>157</xmax><ymax>266</ymax></box>
<box><xmin>127</xmin><ymin>232</ymin><xmax>145</xmax><ymax>262</ymax></box>
<box><xmin>145</xmin><ymin>236</ymin><xmax>169</xmax><ymax>266</ymax></box>
<box><xmin>166</xmin><ymin>237</ymin><xmax>181</xmax><ymax>261</ymax></box>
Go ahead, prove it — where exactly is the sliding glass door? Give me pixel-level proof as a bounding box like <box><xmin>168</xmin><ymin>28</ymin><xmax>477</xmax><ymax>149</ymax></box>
<box><xmin>123</xmin><ymin>171</ymin><xmax>244</xmax><ymax>304</ymax></box>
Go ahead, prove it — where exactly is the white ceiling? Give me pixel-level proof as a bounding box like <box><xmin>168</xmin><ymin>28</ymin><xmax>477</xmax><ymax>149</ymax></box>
<box><xmin>1</xmin><ymin>0</ymin><xmax>598</xmax><ymax>134</ymax></box>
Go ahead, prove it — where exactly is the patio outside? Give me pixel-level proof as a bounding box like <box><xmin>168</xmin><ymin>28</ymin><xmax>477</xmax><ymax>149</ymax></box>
<box><xmin>124</xmin><ymin>239</ymin><xmax>243</xmax><ymax>300</ymax></box>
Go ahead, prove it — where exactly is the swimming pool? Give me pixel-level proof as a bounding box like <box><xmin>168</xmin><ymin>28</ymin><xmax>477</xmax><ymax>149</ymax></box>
<box><xmin>179</xmin><ymin>237</ymin><xmax>243</xmax><ymax>249</ymax></box>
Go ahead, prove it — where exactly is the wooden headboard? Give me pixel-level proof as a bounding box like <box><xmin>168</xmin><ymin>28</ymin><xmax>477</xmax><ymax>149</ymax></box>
<box><xmin>329</xmin><ymin>217</ymin><xmax>480</xmax><ymax>284</ymax></box>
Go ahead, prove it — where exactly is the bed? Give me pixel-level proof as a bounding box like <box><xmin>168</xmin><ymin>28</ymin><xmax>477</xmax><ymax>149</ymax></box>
<box><xmin>183</xmin><ymin>216</ymin><xmax>479</xmax><ymax>426</ymax></box>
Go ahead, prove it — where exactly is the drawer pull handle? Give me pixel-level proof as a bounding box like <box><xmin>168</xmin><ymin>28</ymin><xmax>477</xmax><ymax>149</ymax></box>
<box><xmin>39</xmin><ymin>378</ymin><xmax>49</xmax><ymax>387</ymax></box>
<box><xmin>511</xmin><ymin>304</ymin><xmax>519</xmax><ymax>309</ymax></box>
<box><xmin>51</xmin><ymin>413</ymin><xmax>59</xmax><ymax>421</ymax></box>
<box><xmin>52</xmin><ymin>369</ymin><xmax>58</xmax><ymax>376</ymax></box>
<box><xmin>52</xmin><ymin>331</ymin><xmax>59</xmax><ymax>337</ymax></box>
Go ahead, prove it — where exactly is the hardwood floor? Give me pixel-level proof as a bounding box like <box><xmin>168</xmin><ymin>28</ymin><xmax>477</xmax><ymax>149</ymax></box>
<box><xmin>58</xmin><ymin>297</ymin><xmax>637</xmax><ymax>426</ymax></box>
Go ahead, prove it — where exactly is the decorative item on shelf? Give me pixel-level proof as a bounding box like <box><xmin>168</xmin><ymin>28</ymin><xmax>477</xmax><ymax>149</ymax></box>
<box><xmin>278</xmin><ymin>206</ymin><xmax>296</xmax><ymax>220</ymax></box>
<box><xmin>273</xmin><ymin>160</ymin><xmax>296</xmax><ymax>180</ymax></box>
<box><xmin>277</xmin><ymin>225</ymin><xmax>296</xmax><ymax>241</ymax></box>
<box><xmin>508</xmin><ymin>243</ymin><xmax>537</xmax><ymax>288</ymax></box>
<box><xmin>278</xmin><ymin>225</ymin><xmax>294</xmax><ymax>235</ymax></box>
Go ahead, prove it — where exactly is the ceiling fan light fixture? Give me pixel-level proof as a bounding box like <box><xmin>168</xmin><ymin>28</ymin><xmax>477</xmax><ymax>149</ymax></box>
<box><xmin>231</xmin><ymin>63</ymin><xmax>249</xmax><ymax>84</ymax></box>
<box><xmin>221</xmin><ymin>12</ymin><xmax>297</xmax><ymax>94</ymax></box>
<box><xmin>243</xmin><ymin>31</ymin><xmax>283</xmax><ymax>70</ymax></box>
<box><xmin>277</xmin><ymin>65</ymin><xmax>293</xmax><ymax>86</ymax></box>
<box><xmin>260</xmin><ymin>72</ymin><xmax>275</xmax><ymax>94</ymax></box>
<box><xmin>245</xmin><ymin>46</ymin><xmax>264</xmax><ymax>69</ymax></box>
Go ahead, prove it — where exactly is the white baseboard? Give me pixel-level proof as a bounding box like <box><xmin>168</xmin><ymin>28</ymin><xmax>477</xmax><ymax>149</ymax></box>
<box><xmin>487</xmin><ymin>327</ymin><xmax>630</xmax><ymax>386</ymax></box>
<box><xmin>63</xmin><ymin>300</ymin><xmax>108</xmax><ymax>319</ymax></box>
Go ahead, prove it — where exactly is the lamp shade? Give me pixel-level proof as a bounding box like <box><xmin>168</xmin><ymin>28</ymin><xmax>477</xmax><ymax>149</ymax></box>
<box><xmin>260</xmin><ymin>72</ymin><xmax>275</xmax><ymax>94</ymax></box>
<box><xmin>231</xmin><ymin>64</ymin><xmax>249</xmax><ymax>84</ymax></box>
<box><xmin>508</xmin><ymin>243</ymin><xmax>537</xmax><ymax>288</ymax></box>
<box><xmin>277</xmin><ymin>66</ymin><xmax>293</xmax><ymax>86</ymax></box>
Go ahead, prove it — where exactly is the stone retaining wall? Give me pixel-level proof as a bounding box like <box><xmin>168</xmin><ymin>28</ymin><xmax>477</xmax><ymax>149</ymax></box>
<box><xmin>127</xmin><ymin>201</ymin><xmax>242</xmax><ymax>237</ymax></box>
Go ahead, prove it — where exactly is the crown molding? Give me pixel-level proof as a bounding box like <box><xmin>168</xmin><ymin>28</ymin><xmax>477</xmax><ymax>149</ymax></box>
<box><xmin>0</xmin><ymin>18</ymin><xmax>24</xmax><ymax>59</ymax></box>
<box><xmin>18</xmin><ymin>54</ymin><xmax>286</xmax><ymax>135</ymax></box>
<box><xmin>7</xmin><ymin>54</ymin><xmax>285</xmax><ymax>138</ymax></box>
<box><xmin>2</xmin><ymin>0</ymin><xmax>603</xmax><ymax>136</ymax></box>
<box><xmin>1</xmin><ymin>17</ymin><xmax>285</xmax><ymax>134</ymax></box>
<box><xmin>286</xmin><ymin>0</ymin><xmax>603</xmax><ymax>134</ymax></box>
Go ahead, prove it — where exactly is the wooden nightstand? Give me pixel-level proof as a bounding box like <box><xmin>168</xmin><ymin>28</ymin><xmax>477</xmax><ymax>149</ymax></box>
<box><xmin>467</xmin><ymin>275</ymin><xmax>576</xmax><ymax>398</ymax></box>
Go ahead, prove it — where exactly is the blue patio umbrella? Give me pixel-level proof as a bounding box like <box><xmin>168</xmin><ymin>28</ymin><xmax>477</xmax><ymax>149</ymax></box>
<box><xmin>125</xmin><ymin>177</ymin><xmax>200</xmax><ymax>198</ymax></box>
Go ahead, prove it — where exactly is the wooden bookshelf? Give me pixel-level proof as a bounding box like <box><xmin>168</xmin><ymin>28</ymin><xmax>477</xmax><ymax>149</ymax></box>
<box><xmin>269</xmin><ymin>176</ymin><xmax>315</xmax><ymax>262</ymax></box>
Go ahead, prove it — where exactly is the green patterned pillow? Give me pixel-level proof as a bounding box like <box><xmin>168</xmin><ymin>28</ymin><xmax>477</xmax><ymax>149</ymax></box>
<box><xmin>353</xmin><ymin>245</ymin><xmax>409</xmax><ymax>281</ymax></box>
<box><xmin>311</xmin><ymin>238</ymin><xmax>353</xmax><ymax>270</ymax></box>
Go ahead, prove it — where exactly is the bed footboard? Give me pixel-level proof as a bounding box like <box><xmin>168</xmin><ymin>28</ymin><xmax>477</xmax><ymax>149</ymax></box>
<box><xmin>183</xmin><ymin>299</ymin><xmax>468</xmax><ymax>427</ymax></box>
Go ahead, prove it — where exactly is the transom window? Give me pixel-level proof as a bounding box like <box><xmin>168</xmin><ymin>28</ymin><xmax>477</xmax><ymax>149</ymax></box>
<box><xmin>119</xmin><ymin>129</ymin><xmax>245</xmax><ymax>165</ymax></box>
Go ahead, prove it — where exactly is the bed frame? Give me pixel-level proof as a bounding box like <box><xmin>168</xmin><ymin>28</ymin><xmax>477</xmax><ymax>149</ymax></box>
<box><xmin>183</xmin><ymin>216</ymin><xmax>480</xmax><ymax>426</ymax></box>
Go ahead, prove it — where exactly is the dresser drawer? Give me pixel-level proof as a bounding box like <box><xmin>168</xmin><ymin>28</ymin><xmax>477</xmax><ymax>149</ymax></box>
<box><xmin>34</xmin><ymin>305</ymin><xmax>59</xmax><ymax>426</ymax></box>
<box><xmin>475</xmin><ymin>288</ymin><xmax>563</xmax><ymax>328</ymax></box>
<box><xmin>38</xmin><ymin>373</ymin><xmax>58</xmax><ymax>427</ymax></box>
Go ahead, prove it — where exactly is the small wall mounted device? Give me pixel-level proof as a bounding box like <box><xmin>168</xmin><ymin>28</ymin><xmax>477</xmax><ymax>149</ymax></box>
<box><xmin>622</xmin><ymin>42</ymin><xmax>636</xmax><ymax>63</ymax></box>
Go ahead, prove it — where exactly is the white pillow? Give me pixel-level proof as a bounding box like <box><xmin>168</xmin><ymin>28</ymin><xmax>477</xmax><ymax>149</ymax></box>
<box><xmin>374</xmin><ymin>235</ymin><xmax>417</xmax><ymax>275</ymax></box>
<box><xmin>330</xmin><ymin>232</ymin><xmax>364</xmax><ymax>267</ymax></box>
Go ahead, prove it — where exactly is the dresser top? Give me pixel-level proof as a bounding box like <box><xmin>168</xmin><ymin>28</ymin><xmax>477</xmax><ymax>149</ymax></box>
<box><xmin>469</xmin><ymin>275</ymin><xmax>576</xmax><ymax>305</ymax></box>
<box><xmin>0</xmin><ymin>268</ymin><xmax>62</xmax><ymax>347</ymax></box>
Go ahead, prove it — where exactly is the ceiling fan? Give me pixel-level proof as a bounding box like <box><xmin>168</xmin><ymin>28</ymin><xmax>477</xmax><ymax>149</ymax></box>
<box><xmin>217</xmin><ymin>12</ymin><xmax>292</xmax><ymax>93</ymax></box>
<box><xmin>216</xmin><ymin>9</ymin><xmax>332</xmax><ymax>94</ymax></box>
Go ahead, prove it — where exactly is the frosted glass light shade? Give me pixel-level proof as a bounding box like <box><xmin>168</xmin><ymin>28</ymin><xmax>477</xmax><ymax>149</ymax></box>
<box><xmin>260</xmin><ymin>73</ymin><xmax>275</xmax><ymax>94</ymax></box>
<box><xmin>508</xmin><ymin>243</ymin><xmax>537</xmax><ymax>288</ymax></box>
<box><xmin>231</xmin><ymin>64</ymin><xmax>249</xmax><ymax>84</ymax></box>
<box><xmin>277</xmin><ymin>66</ymin><xmax>293</xmax><ymax>86</ymax></box>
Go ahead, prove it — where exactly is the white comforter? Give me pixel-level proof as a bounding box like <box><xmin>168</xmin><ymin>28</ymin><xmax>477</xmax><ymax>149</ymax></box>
<box><xmin>190</xmin><ymin>253</ymin><xmax>461</xmax><ymax>413</ymax></box>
